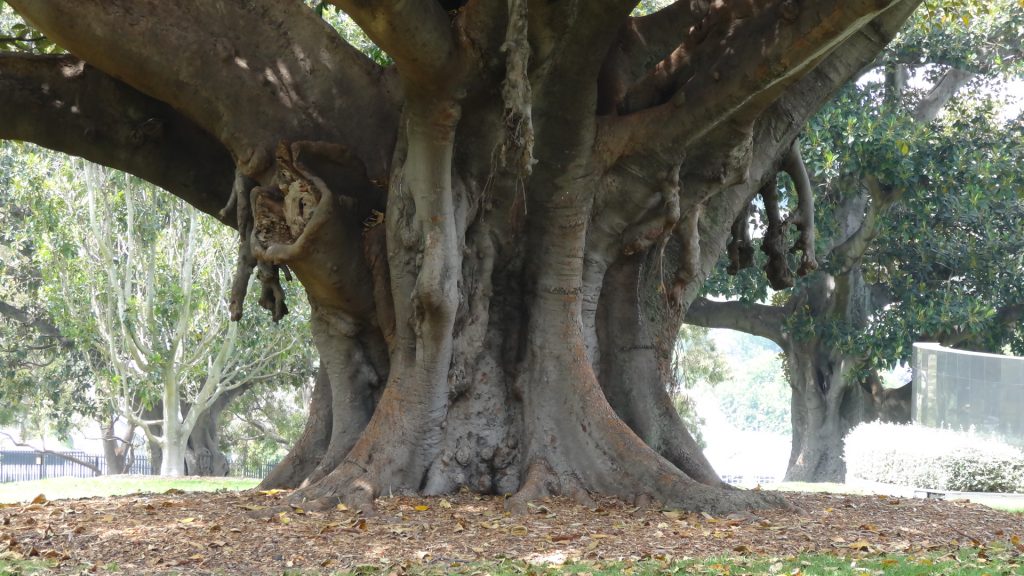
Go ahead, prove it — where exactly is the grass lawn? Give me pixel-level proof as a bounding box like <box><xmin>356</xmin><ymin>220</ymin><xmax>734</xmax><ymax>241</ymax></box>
<box><xmin>0</xmin><ymin>475</ymin><xmax>257</xmax><ymax>504</ymax></box>
<box><xmin>0</xmin><ymin>549</ymin><xmax>1018</xmax><ymax>575</ymax></box>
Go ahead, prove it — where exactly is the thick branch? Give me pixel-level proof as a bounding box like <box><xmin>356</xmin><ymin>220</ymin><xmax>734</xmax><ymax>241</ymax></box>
<box><xmin>328</xmin><ymin>0</ymin><xmax>453</xmax><ymax>89</ymax></box>
<box><xmin>604</xmin><ymin>0</ymin><xmax>917</xmax><ymax>162</ymax></box>
<box><xmin>0</xmin><ymin>53</ymin><xmax>233</xmax><ymax>219</ymax></box>
<box><xmin>10</xmin><ymin>0</ymin><xmax>398</xmax><ymax>179</ymax></box>
<box><xmin>828</xmin><ymin>176</ymin><xmax>903</xmax><ymax>274</ymax></box>
<box><xmin>685</xmin><ymin>298</ymin><xmax>786</xmax><ymax>346</ymax></box>
<box><xmin>911</xmin><ymin>67</ymin><xmax>976</xmax><ymax>123</ymax></box>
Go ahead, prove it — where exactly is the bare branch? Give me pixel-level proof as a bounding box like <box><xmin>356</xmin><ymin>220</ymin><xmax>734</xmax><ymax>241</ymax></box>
<box><xmin>10</xmin><ymin>0</ymin><xmax>398</xmax><ymax>179</ymax></box>
<box><xmin>0</xmin><ymin>53</ymin><xmax>233</xmax><ymax>220</ymax></box>
<box><xmin>911</xmin><ymin>67</ymin><xmax>976</xmax><ymax>123</ymax></box>
<box><xmin>685</xmin><ymin>297</ymin><xmax>786</xmax><ymax>346</ymax></box>
<box><xmin>781</xmin><ymin>139</ymin><xmax>818</xmax><ymax>276</ymax></box>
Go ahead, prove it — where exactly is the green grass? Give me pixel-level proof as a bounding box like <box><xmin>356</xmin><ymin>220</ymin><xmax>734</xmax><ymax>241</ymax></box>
<box><xmin>329</xmin><ymin>548</ymin><xmax>1020</xmax><ymax>575</ymax></box>
<box><xmin>2</xmin><ymin>549</ymin><xmax>1015</xmax><ymax>575</ymax></box>
<box><xmin>0</xmin><ymin>475</ymin><xmax>258</xmax><ymax>503</ymax></box>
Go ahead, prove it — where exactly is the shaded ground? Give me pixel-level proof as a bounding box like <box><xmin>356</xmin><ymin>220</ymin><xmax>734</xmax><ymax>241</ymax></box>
<box><xmin>1</xmin><ymin>489</ymin><xmax>1021</xmax><ymax>574</ymax></box>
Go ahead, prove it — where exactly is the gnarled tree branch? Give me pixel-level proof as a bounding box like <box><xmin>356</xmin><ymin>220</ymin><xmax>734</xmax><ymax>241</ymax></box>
<box><xmin>685</xmin><ymin>297</ymin><xmax>786</xmax><ymax>347</ymax></box>
<box><xmin>10</xmin><ymin>0</ymin><xmax>399</xmax><ymax>180</ymax></box>
<box><xmin>0</xmin><ymin>53</ymin><xmax>233</xmax><ymax>219</ymax></box>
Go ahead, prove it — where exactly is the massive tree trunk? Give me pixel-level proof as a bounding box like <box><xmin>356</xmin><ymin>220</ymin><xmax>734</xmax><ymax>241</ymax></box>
<box><xmin>3</xmin><ymin>0</ymin><xmax>922</xmax><ymax>512</ymax></box>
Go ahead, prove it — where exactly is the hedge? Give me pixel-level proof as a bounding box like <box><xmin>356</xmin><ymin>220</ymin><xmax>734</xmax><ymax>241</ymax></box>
<box><xmin>844</xmin><ymin>422</ymin><xmax>1024</xmax><ymax>492</ymax></box>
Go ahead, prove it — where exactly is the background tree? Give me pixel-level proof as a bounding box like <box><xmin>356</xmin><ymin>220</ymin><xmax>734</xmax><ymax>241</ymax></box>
<box><xmin>50</xmin><ymin>162</ymin><xmax>313</xmax><ymax>476</ymax></box>
<box><xmin>1</xmin><ymin>143</ymin><xmax>317</xmax><ymax>475</ymax></box>
<box><xmin>688</xmin><ymin>0</ymin><xmax>1024</xmax><ymax>482</ymax></box>
<box><xmin>0</xmin><ymin>142</ymin><xmax>100</xmax><ymax>445</ymax></box>
<box><xmin>1</xmin><ymin>0</ymin><xmax>927</xmax><ymax>512</ymax></box>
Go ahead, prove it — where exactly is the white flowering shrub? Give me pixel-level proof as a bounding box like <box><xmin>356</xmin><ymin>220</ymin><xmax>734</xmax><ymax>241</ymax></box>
<box><xmin>844</xmin><ymin>422</ymin><xmax>1024</xmax><ymax>493</ymax></box>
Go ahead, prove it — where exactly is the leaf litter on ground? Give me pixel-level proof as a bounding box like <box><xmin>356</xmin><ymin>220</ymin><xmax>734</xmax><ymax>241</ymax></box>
<box><xmin>0</xmin><ymin>489</ymin><xmax>1020</xmax><ymax>575</ymax></box>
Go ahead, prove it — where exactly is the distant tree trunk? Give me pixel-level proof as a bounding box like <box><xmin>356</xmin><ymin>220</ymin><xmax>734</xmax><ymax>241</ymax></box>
<box><xmin>783</xmin><ymin>336</ymin><xmax>876</xmax><ymax>482</ymax></box>
<box><xmin>141</xmin><ymin>404</ymin><xmax>163</xmax><ymax>475</ymax></box>
<box><xmin>100</xmin><ymin>417</ymin><xmax>136</xmax><ymax>475</ymax></box>
<box><xmin>183</xmin><ymin>385</ymin><xmax>249</xmax><ymax>476</ymax></box>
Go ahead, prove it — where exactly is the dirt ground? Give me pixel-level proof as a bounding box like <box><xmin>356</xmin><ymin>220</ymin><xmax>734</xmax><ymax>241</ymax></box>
<box><xmin>1</xmin><ymin>488</ymin><xmax>1022</xmax><ymax>574</ymax></box>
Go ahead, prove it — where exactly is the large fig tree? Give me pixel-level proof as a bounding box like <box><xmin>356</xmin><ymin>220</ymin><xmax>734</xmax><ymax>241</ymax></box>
<box><xmin>0</xmin><ymin>0</ymin><xmax>923</xmax><ymax>512</ymax></box>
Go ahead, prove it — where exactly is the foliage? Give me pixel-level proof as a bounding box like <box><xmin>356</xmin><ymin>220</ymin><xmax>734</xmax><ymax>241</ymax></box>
<box><xmin>0</xmin><ymin>143</ymin><xmax>316</xmax><ymax>469</ymax></box>
<box><xmin>701</xmin><ymin>0</ymin><xmax>1024</xmax><ymax>383</ymax></box>
<box><xmin>307</xmin><ymin>1</ymin><xmax>391</xmax><ymax>66</ymax></box>
<box><xmin>845</xmin><ymin>422</ymin><xmax>1024</xmax><ymax>492</ymax></box>
<box><xmin>705</xmin><ymin>349</ymin><xmax>791</xmax><ymax>436</ymax></box>
<box><xmin>221</xmin><ymin>382</ymin><xmax>313</xmax><ymax>465</ymax></box>
<box><xmin>0</xmin><ymin>2</ymin><xmax>59</xmax><ymax>53</ymax></box>
<box><xmin>672</xmin><ymin>325</ymin><xmax>729</xmax><ymax>393</ymax></box>
<box><xmin>800</xmin><ymin>78</ymin><xmax>1024</xmax><ymax>366</ymax></box>
<box><xmin>0</xmin><ymin>143</ymin><xmax>96</xmax><ymax>437</ymax></box>
<box><xmin>671</xmin><ymin>325</ymin><xmax>730</xmax><ymax>448</ymax></box>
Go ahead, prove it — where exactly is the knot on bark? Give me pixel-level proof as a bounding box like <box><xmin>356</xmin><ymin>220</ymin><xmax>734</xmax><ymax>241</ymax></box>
<box><xmin>128</xmin><ymin>117</ymin><xmax>164</xmax><ymax>146</ymax></box>
<box><xmin>780</xmin><ymin>0</ymin><xmax>800</xmax><ymax>22</ymax></box>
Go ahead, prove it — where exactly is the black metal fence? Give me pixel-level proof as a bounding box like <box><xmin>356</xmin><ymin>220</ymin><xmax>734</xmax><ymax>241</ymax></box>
<box><xmin>0</xmin><ymin>450</ymin><xmax>277</xmax><ymax>483</ymax></box>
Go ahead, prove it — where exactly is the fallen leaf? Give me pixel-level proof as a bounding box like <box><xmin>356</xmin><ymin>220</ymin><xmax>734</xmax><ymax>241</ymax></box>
<box><xmin>848</xmin><ymin>539</ymin><xmax>872</xmax><ymax>551</ymax></box>
<box><xmin>439</xmin><ymin>499</ymin><xmax>453</xmax><ymax>509</ymax></box>
<box><xmin>259</xmin><ymin>489</ymin><xmax>286</xmax><ymax>496</ymax></box>
<box><xmin>30</xmin><ymin>494</ymin><xmax>47</xmax><ymax>505</ymax></box>
<box><xmin>414</xmin><ymin>505</ymin><xmax>429</xmax><ymax>512</ymax></box>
